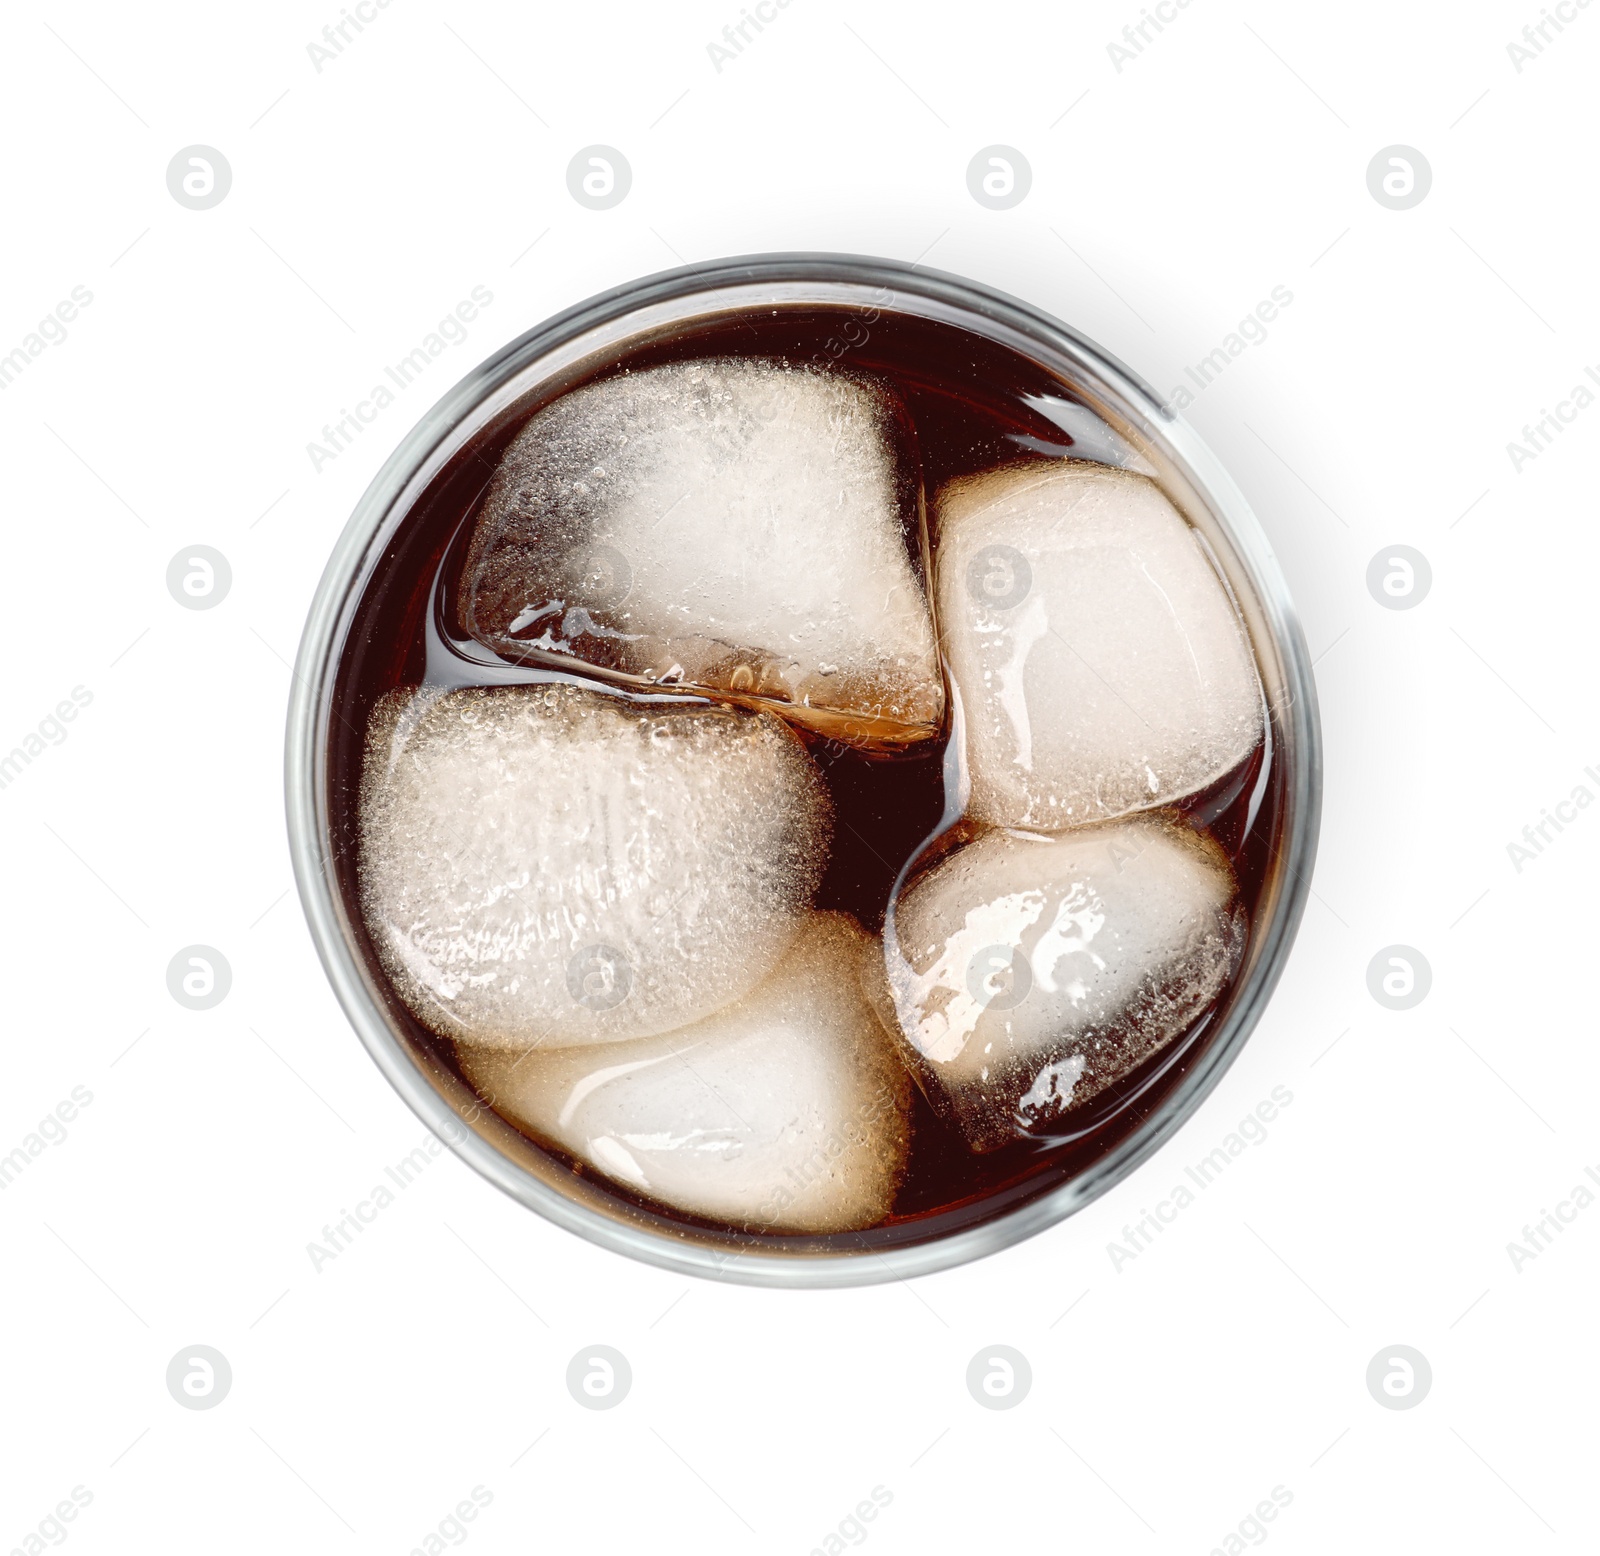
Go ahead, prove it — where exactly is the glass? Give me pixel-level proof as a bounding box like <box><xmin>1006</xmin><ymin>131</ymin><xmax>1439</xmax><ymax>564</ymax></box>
<box><xmin>286</xmin><ymin>254</ymin><xmax>1322</xmax><ymax>1287</ymax></box>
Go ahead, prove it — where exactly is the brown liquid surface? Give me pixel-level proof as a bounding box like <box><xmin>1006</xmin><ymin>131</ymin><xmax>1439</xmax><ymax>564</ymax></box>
<box><xmin>326</xmin><ymin>307</ymin><xmax>1281</xmax><ymax>1248</ymax></box>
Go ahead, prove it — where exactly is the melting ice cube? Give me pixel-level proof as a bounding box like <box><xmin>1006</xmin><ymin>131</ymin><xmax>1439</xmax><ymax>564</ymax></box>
<box><xmin>879</xmin><ymin>815</ymin><xmax>1244</xmax><ymax>1152</ymax></box>
<box><xmin>457</xmin><ymin>914</ymin><xmax>911</xmax><ymax>1233</ymax></box>
<box><xmin>457</xmin><ymin>358</ymin><xmax>944</xmax><ymax>748</ymax></box>
<box><xmin>358</xmin><ymin>683</ymin><xmax>830</xmax><ymax>1049</ymax></box>
<box><xmin>934</xmin><ymin>462</ymin><xmax>1264</xmax><ymax>829</ymax></box>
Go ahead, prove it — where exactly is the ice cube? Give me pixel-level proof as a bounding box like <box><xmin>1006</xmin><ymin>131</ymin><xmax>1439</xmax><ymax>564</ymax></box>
<box><xmin>879</xmin><ymin>816</ymin><xmax>1243</xmax><ymax>1152</ymax></box>
<box><xmin>358</xmin><ymin>683</ymin><xmax>830</xmax><ymax>1049</ymax></box>
<box><xmin>458</xmin><ymin>358</ymin><xmax>943</xmax><ymax>747</ymax></box>
<box><xmin>934</xmin><ymin>462</ymin><xmax>1263</xmax><ymax>828</ymax></box>
<box><xmin>456</xmin><ymin>914</ymin><xmax>911</xmax><ymax>1234</ymax></box>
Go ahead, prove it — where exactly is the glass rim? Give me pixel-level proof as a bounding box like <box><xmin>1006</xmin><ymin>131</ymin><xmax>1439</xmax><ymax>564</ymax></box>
<box><xmin>285</xmin><ymin>251</ymin><xmax>1323</xmax><ymax>1289</ymax></box>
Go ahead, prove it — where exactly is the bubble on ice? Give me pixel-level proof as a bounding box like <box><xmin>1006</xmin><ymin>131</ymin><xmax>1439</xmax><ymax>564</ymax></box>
<box><xmin>935</xmin><ymin>462</ymin><xmax>1264</xmax><ymax>829</ymax></box>
<box><xmin>458</xmin><ymin>358</ymin><xmax>944</xmax><ymax>747</ymax></box>
<box><xmin>457</xmin><ymin>914</ymin><xmax>911</xmax><ymax>1233</ymax></box>
<box><xmin>879</xmin><ymin>816</ymin><xmax>1244</xmax><ymax>1153</ymax></box>
<box><xmin>358</xmin><ymin>683</ymin><xmax>830</xmax><ymax>1049</ymax></box>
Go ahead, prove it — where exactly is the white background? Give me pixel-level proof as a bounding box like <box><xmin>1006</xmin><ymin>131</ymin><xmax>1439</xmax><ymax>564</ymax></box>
<box><xmin>2</xmin><ymin>1</ymin><xmax>1595</xmax><ymax>1551</ymax></box>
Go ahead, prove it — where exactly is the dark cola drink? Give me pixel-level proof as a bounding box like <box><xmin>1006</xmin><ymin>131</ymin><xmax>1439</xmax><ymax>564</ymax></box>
<box><xmin>331</xmin><ymin>301</ymin><xmax>1276</xmax><ymax>1243</ymax></box>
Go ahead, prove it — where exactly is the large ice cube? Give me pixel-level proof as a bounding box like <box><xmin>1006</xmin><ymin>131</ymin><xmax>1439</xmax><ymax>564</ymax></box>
<box><xmin>457</xmin><ymin>358</ymin><xmax>943</xmax><ymax>747</ymax></box>
<box><xmin>457</xmin><ymin>914</ymin><xmax>911</xmax><ymax>1233</ymax></box>
<box><xmin>358</xmin><ymin>683</ymin><xmax>829</xmax><ymax>1049</ymax></box>
<box><xmin>935</xmin><ymin>462</ymin><xmax>1263</xmax><ymax>828</ymax></box>
<box><xmin>880</xmin><ymin>816</ymin><xmax>1243</xmax><ymax>1152</ymax></box>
